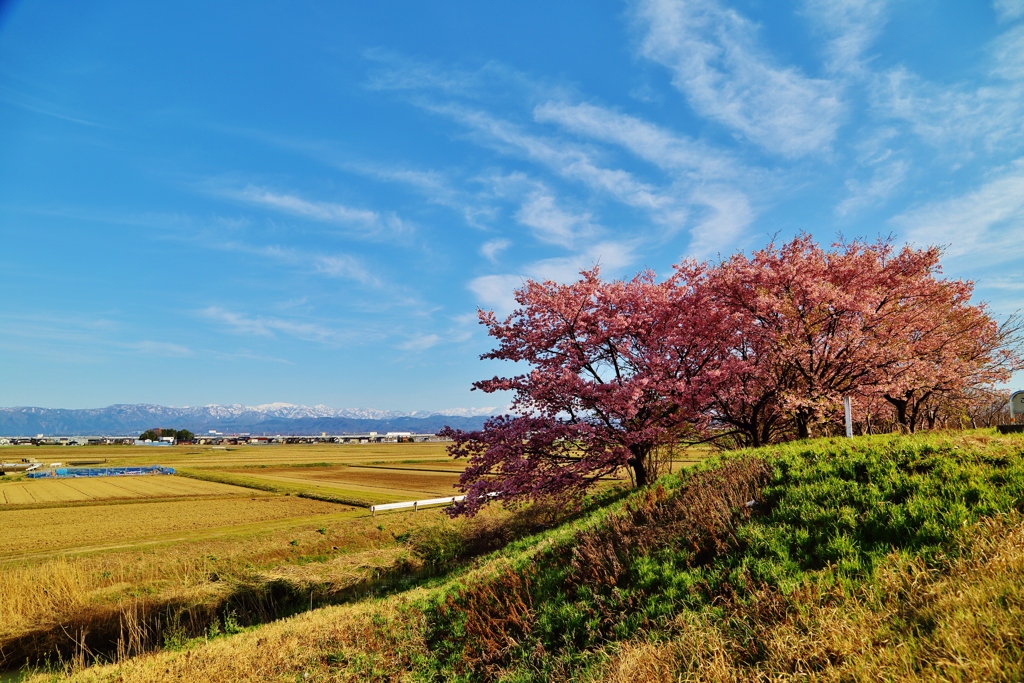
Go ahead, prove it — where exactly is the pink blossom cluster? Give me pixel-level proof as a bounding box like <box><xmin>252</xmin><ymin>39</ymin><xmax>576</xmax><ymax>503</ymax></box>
<box><xmin>442</xmin><ymin>235</ymin><xmax>1022</xmax><ymax>515</ymax></box>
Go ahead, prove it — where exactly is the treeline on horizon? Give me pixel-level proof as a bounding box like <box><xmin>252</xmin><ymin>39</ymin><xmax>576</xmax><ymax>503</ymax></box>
<box><xmin>443</xmin><ymin>234</ymin><xmax>1024</xmax><ymax>515</ymax></box>
<box><xmin>138</xmin><ymin>428</ymin><xmax>195</xmax><ymax>442</ymax></box>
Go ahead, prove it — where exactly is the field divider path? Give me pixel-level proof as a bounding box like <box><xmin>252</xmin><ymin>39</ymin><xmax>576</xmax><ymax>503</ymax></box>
<box><xmin>62</xmin><ymin>482</ymin><xmax>97</xmax><ymax>500</ymax></box>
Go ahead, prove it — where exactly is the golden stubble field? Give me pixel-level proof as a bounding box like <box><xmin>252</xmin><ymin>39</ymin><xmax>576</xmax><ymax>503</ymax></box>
<box><xmin>0</xmin><ymin>441</ymin><xmax>470</xmax><ymax>669</ymax></box>
<box><xmin>0</xmin><ymin>475</ymin><xmax>250</xmax><ymax>505</ymax></box>
<box><xmin>0</xmin><ymin>442</ymin><xmax>465</xmax><ymax>559</ymax></box>
<box><xmin>0</xmin><ymin>494</ymin><xmax>347</xmax><ymax>558</ymax></box>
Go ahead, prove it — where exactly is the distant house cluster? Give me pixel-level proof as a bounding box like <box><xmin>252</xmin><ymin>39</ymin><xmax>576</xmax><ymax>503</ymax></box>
<box><xmin>193</xmin><ymin>431</ymin><xmax>443</xmax><ymax>445</ymax></box>
<box><xmin>0</xmin><ymin>432</ymin><xmax>449</xmax><ymax>446</ymax></box>
<box><xmin>0</xmin><ymin>436</ymin><xmax>136</xmax><ymax>446</ymax></box>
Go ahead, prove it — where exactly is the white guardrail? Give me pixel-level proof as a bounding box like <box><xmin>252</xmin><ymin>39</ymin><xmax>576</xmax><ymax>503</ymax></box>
<box><xmin>370</xmin><ymin>496</ymin><xmax>466</xmax><ymax>516</ymax></box>
<box><xmin>370</xmin><ymin>492</ymin><xmax>497</xmax><ymax>516</ymax></box>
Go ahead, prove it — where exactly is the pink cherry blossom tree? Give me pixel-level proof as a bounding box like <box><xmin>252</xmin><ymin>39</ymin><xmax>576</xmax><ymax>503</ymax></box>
<box><xmin>704</xmin><ymin>235</ymin><xmax>1021</xmax><ymax>439</ymax></box>
<box><xmin>706</xmin><ymin>235</ymin><xmax>916</xmax><ymax>439</ymax></box>
<box><xmin>443</xmin><ymin>236</ymin><xmax>1021</xmax><ymax>514</ymax></box>
<box><xmin>440</xmin><ymin>265</ymin><xmax>728</xmax><ymax>515</ymax></box>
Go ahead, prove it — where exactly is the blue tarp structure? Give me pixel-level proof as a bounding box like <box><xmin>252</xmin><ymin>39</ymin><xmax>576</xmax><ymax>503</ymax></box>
<box><xmin>27</xmin><ymin>466</ymin><xmax>175</xmax><ymax>479</ymax></box>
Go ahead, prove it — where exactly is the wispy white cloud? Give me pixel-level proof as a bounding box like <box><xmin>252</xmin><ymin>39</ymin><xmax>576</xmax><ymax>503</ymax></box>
<box><xmin>801</xmin><ymin>0</ymin><xmax>888</xmax><ymax>76</ymax></box>
<box><xmin>836</xmin><ymin>157</ymin><xmax>907</xmax><ymax>216</ymax></box>
<box><xmin>365</xmin><ymin>52</ymin><xmax>483</xmax><ymax>96</ymax></box>
<box><xmin>219</xmin><ymin>185</ymin><xmax>413</xmax><ymax>239</ymax></box>
<box><xmin>687</xmin><ymin>187</ymin><xmax>754</xmax><ymax>258</ymax></box>
<box><xmin>533</xmin><ymin>100</ymin><xmax>738</xmax><ymax>179</ymax></box>
<box><xmin>873</xmin><ymin>24</ymin><xmax>1024</xmax><ymax>154</ymax></box>
<box><xmin>982</xmin><ymin>275</ymin><xmax>1024</xmax><ymax>291</ymax></box>
<box><xmin>397</xmin><ymin>333</ymin><xmax>442</xmax><ymax>351</ymax></box>
<box><xmin>349</xmin><ymin>162</ymin><xmax>498</xmax><ymax>228</ymax></box>
<box><xmin>363</xmin><ymin>49</ymin><xmax>542</xmax><ymax>100</ymax></box>
<box><xmin>125</xmin><ymin>341</ymin><xmax>194</xmax><ymax>357</ymax></box>
<box><xmin>0</xmin><ymin>85</ymin><xmax>104</xmax><ymax>127</ymax></box>
<box><xmin>468</xmin><ymin>240</ymin><xmax>638</xmax><ymax>315</ymax></box>
<box><xmin>200</xmin><ymin>239</ymin><xmax>382</xmax><ymax>289</ymax></box>
<box><xmin>312</xmin><ymin>254</ymin><xmax>379</xmax><ymax>287</ymax></box>
<box><xmin>480</xmin><ymin>238</ymin><xmax>511</xmax><ymax>262</ymax></box>
<box><xmin>83</xmin><ymin>209</ymin><xmax>386</xmax><ymax>291</ymax></box>
<box><xmin>994</xmin><ymin>0</ymin><xmax>1024</xmax><ymax>22</ymax></box>
<box><xmin>371</xmin><ymin>54</ymin><xmax>766</xmax><ymax>255</ymax></box>
<box><xmin>425</xmin><ymin>103</ymin><xmax>677</xmax><ymax>215</ymax></box>
<box><xmin>200</xmin><ymin>306</ymin><xmax>354</xmax><ymax>345</ymax></box>
<box><xmin>633</xmin><ymin>0</ymin><xmax>843</xmax><ymax>157</ymax></box>
<box><xmin>514</xmin><ymin>190</ymin><xmax>600</xmax><ymax>248</ymax></box>
<box><xmin>467</xmin><ymin>274</ymin><xmax>525</xmax><ymax>316</ymax></box>
<box><xmin>527</xmin><ymin>240</ymin><xmax>638</xmax><ymax>283</ymax></box>
<box><xmin>892</xmin><ymin>160</ymin><xmax>1024</xmax><ymax>265</ymax></box>
<box><xmin>0</xmin><ymin>313</ymin><xmax>196</xmax><ymax>363</ymax></box>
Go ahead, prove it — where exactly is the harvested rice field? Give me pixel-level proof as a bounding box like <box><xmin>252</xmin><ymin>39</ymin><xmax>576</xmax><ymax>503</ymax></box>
<box><xmin>219</xmin><ymin>465</ymin><xmax>463</xmax><ymax>502</ymax></box>
<box><xmin>84</xmin><ymin>441</ymin><xmax>456</xmax><ymax>469</ymax></box>
<box><xmin>0</xmin><ymin>495</ymin><xmax>348</xmax><ymax>558</ymax></box>
<box><xmin>0</xmin><ymin>475</ymin><xmax>252</xmax><ymax>506</ymax></box>
<box><xmin>350</xmin><ymin>460</ymin><xmax>470</xmax><ymax>472</ymax></box>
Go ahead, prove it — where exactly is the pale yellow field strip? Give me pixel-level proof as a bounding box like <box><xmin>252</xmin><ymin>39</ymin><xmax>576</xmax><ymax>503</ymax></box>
<box><xmin>222</xmin><ymin>472</ymin><xmax>435</xmax><ymax>501</ymax></box>
<box><xmin>0</xmin><ymin>496</ymin><xmax>344</xmax><ymax>558</ymax></box>
<box><xmin>0</xmin><ymin>475</ymin><xmax>255</xmax><ymax>506</ymax></box>
<box><xmin>227</xmin><ymin>467</ymin><xmax>462</xmax><ymax>499</ymax></box>
<box><xmin>349</xmin><ymin>462</ymin><xmax>467</xmax><ymax>473</ymax></box>
<box><xmin>6</xmin><ymin>444</ymin><xmax>458</xmax><ymax>474</ymax></box>
<box><xmin>178</xmin><ymin>453</ymin><xmax>455</xmax><ymax>468</ymax></box>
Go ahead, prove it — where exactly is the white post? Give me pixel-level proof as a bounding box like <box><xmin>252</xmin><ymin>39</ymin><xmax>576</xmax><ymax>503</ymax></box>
<box><xmin>844</xmin><ymin>396</ymin><xmax>853</xmax><ymax>438</ymax></box>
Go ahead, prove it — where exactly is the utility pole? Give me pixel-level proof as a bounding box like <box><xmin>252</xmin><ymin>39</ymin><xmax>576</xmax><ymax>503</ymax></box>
<box><xmin>844</xmin><ymin>397</ymin><xmax>853</xmax><ymax>438</ymax></box>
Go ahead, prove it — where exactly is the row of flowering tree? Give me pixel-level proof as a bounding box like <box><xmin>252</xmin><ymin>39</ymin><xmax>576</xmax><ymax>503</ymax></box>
<box><xmin>441</xmin><ymin>235</ymin><xmax>1022</xmax><ymax>515</ymax></box>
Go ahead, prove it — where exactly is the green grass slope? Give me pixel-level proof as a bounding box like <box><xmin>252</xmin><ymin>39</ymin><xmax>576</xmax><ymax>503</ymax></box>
<box><xmin>28</xmin><ymin>430</ymin><xmax>1024</xmax><ymax>682</ymax></box>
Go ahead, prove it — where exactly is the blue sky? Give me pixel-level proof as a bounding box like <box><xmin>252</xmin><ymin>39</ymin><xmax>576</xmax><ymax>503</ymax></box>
<box><xmin>1</xmin><ymin>0</ymin><xmax>1022</xmax><ymax>412</ymax></box>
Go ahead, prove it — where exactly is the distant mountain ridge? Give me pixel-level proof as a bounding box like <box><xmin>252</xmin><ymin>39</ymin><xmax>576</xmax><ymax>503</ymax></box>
<box><xmin>0</xmin><ymin>403</ymin><xmax>504</xmax><ymax>436</ymax></box>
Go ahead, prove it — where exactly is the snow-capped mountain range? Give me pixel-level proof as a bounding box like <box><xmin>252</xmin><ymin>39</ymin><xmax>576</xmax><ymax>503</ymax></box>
<box><xmin>156</xmin><ymin>402</ymin><xmax>503</xmax><ymax>421</ymax></box>
<box><xmin>0</xmin><ymin>403</ymin><xmax>507</xmax><ymax>436</ymax></box>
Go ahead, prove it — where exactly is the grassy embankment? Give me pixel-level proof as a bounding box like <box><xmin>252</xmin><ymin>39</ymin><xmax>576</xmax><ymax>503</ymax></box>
<box><xmin>23</xmin><ymin>430</ymin><xmax>1024</xmax><ymax>682</ymax></box>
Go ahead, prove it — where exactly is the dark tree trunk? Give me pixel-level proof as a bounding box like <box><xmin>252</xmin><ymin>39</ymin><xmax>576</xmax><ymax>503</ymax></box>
<box><xmin>885</xmin><ymin>395</ymin><xmax>910</xmax><ymax>431</ymax></box>
<box><xmin>743</xmin><ymin>420</ymin><xmax>761</xmax><ymax>448</ymax></box>
<box><xmin>910</xmin><ymin>392</ymin><xmax>933</xmax><ymax>434</ymax></box>
<box><xmin>795</xmin><ymin>411</ymin><xmax>811</xmax><ymax>440</ymax></box>
<box><xmin>627</xmin><ymin>444</ymin><xmax>650</xmax><ymax>488</ymax></box>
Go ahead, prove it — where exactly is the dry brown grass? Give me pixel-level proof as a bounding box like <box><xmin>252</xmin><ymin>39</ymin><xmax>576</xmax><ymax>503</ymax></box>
<box><xmin>25</xmin><ymin>597</ymin><xmax>429</xmax><ymax>683</ymax></box>
<box><xmin>597</xmin><ymin>512</ymin><xmax>1024</xmax><ymax>683</ymax></box>
<box><xmin>0</xmin><ymin>504</ymin><xmax>449</xmax><ymax>672</ymax></box>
